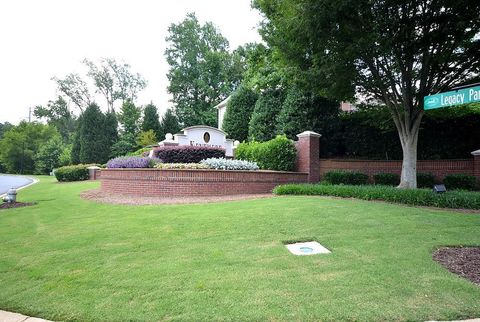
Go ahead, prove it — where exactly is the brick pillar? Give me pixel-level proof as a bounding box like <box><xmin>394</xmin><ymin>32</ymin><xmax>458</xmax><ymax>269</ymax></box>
<box><xmin>295</xmin><ymin>131</ymin><xmax>321</xmax><ymax>183</ymax></box>
<box><xmin>472</xmin><ymin>149</ymin><xmax>480</xmax><ymax>182</ymax></box>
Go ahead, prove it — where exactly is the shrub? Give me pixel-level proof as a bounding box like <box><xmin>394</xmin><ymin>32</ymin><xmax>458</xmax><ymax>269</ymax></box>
<box><xmin>373</xmin><ymin>173</ymin><xmax>400</xmax><ymax>186</ymax></box>
<box><xmin>153</xmin><ymin>146</ymin><xmax>225</xmax><ymax>163</ymax></box>
<box><xmin>54</xmin><ymin>164</ymin><xmax>92</xmax><ymax>182</ymax></box>
<box><xmin>443</xmin><ymin>174</ymin><xmax>477</xmax><ymax>191</ymax></box>
<box><xmin>106</xmin><ymin>156</ymin><xmax>159</xmax><ymax>168</ymax></box>
<box><xmin>200</xmin><ymin>158</ymin><xmax>259</xmax><ymax>170</ymax></box>
<box><xmin>323</xmin><ymin>170</ymin><xmax>369</xmax><ymax>185</ymax></box>
<box><xmin>155</xmin><ymin>163</ymin><xmax>209</xmax><ymax>170</ymax></box>
<box><xmin>417</xmin><ymin>173</ymin><xmax>435</xmax><ymax>188</ymax></box>
<box><xmin>127</xmin><ymin>147</ymin><xmax>152</xmax><ymax>157</ymax></box>
<box><xmin>273</xmin><ymin>184</ymin><xmax>480</xmax><ymax>210</ymax></box>
<box><xmin>235</xmin><ymin>135</ymin><xmax>296</xmax><ymax>171</ymax></box>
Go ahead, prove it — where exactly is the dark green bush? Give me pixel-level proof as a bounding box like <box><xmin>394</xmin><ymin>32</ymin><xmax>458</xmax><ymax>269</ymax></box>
<box><xmin>154</xmin><ymin>146</ymin><xmax>225</xmax><ymax>163</ymax></box>
<box><xmin>273</xmin><ymin>184</ymin><xmax>480</xmax><ymax>210</ymax></box>
<box><xmin>373</xmin><ymin>173</ymin><xmax>400</xmax><ymax>186</ymax></box>
<box><xmin>417</xmin><ymin>173</ymin><xmax>435</xmax><ymax>188</ymax></box>
<box><xmin>54</xmin><ymin>164</ymin><xmax>93</xmax><ymax>182</ymax></box>
<box><xmin>323</xmin><ymin>170</ymin><xmax>369</xmax><ymax>185</ymax></box>
<box><xmin>443</xmin><ymin>174</ymin><xmax>477</xmax><ymax>191</ymax></box>
<box><xmin>235</xmin><ymin>135</ymin><xmax>297</xmax><ymax>171</ymax></box>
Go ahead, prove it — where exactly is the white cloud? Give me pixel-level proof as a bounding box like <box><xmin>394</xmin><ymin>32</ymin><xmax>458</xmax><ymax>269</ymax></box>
<box><xmin>0</xmin><ymin>0</ymin><xmax>262</xmax><ymax>124</ymax></box>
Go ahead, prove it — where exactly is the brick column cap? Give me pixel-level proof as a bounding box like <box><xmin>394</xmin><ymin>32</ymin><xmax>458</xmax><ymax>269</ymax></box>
<box><xmin>471</xmin><ymin>149</ymin><xmax>480</xmax><ymax>156</ymax></box>
<box><xmin>297</xmin><ymin>131</ymin><xmax>321</xmax><ymax>138</ymax></box>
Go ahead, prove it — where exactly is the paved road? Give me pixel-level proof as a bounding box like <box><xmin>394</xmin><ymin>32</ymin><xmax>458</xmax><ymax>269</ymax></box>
<box><xmin>0</xmin><ymin>175</ymin><xmax>34</xmax><ymax>195</ymax></box>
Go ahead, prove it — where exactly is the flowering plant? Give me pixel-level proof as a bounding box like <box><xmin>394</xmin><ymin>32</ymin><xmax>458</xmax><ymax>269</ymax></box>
<box><xmin>106</xmin><ymin>156</ymin><xmax>160</xmax><ymax>168</ymax></box>
<box><xmin>200</xmin><ymin>158</ymin><xmax>259</xmax><ymax>170</ymax></box>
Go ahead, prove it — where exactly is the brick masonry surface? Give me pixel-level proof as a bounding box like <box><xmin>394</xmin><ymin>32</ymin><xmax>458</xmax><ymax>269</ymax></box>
<box><xmin>319</xmin><ymin>159</ymin><xmax>475</xmax><ymax>181</ymax></box>
<box><xmin>100</xmin><ymin>169</ymin><xmax>309</xmax><ymax>197</ymax></box>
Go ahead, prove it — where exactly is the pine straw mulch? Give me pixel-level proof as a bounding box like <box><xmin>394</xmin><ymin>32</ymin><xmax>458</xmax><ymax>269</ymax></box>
<box><xmin>433</xmin><ymin>247</ymin><xmax>480</xmax><ymax>286</ymax></box>
<box><xmin>81</xmin><ymin>189</ymin><xmax>273</xmax><ymax>205</ymax></box>
<box><xmin>0</xmin><ymin>201</ymin><xmax>36</xmax><ymax>209</ymax></box>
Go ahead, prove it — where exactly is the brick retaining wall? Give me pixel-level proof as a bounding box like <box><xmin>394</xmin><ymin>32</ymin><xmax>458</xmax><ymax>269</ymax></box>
<box><xmin>319</xmin><ymin>159</ymin><xmax>474</xmax><ymax>181</ymax></box>
<box><xmin>100</xmin><ymin>169</ymin><xmax>309</xmax><ymax>197</ymax></box>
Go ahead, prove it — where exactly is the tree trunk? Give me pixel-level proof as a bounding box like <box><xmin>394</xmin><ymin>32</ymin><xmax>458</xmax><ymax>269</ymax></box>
<box><xmin>398</xmin><ymin>126</ymin><xmax>420</xmax><ymax>189</ymax></box>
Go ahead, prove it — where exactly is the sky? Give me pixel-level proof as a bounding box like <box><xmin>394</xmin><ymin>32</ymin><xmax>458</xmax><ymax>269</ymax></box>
<box><xmin>0</xmin><ymin>0</ymin><xmax>263</xmax><ymax>124</ymax></box>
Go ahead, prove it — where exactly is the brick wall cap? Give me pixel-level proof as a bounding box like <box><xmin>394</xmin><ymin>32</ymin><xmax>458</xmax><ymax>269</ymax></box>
<box><xmin>87</xmin><ymin>166</ymin><xmax>101</xmax><ymax>169</ymax></box>
<box><xmin>102</xmin><ymin>168</ymin><xmax>308</xmax><ymax>175</ymax></box>
<box><xmin>471</xmin><ymin>149</ymin><xmax>480</xmax><ymax>156</ymax></box>
<box><xmin>297</xmin><ymin>131</ymin><xmax>321</xmax><ymax>138</ymax></box>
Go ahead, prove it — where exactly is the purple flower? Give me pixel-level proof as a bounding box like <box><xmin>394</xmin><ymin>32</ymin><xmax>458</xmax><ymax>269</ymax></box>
<box><xmin>106</xmin><ymin>156</ymin><xmax>159</xmax><ymax>169</ymax></box>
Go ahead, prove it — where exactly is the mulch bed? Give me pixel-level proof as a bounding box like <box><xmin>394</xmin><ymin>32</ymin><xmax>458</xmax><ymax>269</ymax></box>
<box><xmin>81</xmin><ymin>189</ymin><xmax>273</xmax><ymax>205</ymax></box>
<box><xmin>433</xmin><ymin>247</ymin><xmax>480</xmax><ymax>286</ymax></box>
<box><xmin>0</xmin><ymin>201</ymin><xmax>36</xmax><ymax>209</ymax></box>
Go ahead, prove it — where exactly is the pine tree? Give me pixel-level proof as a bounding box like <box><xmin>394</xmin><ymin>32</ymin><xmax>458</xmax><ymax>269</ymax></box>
<box><xmin>104</xmin><ymin>111</ymin><xmax>119</xmax><ymax>158</ymax></box>
<box><xmin>222</xmin><ymin>85</ymin><xmax>258</xmax><ymax>142</ymax></box>
<box><xmin>248</xmin><ymin>89</ymin><xmax>285</xmax><ymax>141</ymax></box>
<box><xmin>79</xmin><ymin>103</ymin><xmax>109</xmax><ymax>164</ymax></box>
<box><xmin>118</xmin><ymin>100</ymin><xmax>142</xmax><ymax>137</ymax></box>
<box><xmin>71</xmin><ymin>114</ymin><xmax>83</xmax><ymax>164</ymax></box>
<box><xmin>159</xmin><ymin>109</ymin><xmax>181</xmax><ymax>140</ymax></box>
<box><xmin>141</xmin><ymin>103</ymin><xmax>162</xmax><ymax>139</ymax></box>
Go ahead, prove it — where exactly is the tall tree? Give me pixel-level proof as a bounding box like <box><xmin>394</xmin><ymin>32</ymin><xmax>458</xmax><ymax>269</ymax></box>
<box><xmin>222</xmin><ymin>85</ymin><xmax>258</xmax><ymax>142</ymax></box>
<box><xmin>104</xmin><ymin>111</ymin><xmax>119</xmax><ymax>155</ymax></box>
<box><xmin>165</xmin><ymin>13</ymin><xmax>237</xmax><ymax>127</ymax></box>
<box><xmin>118</xmin><ymin>100</ymin><xmax>142</xmax><ymax>137</ymax></box>
<box><xmin>33</xmin><ymin>96</ymin><xmax>76</xmax><ymax>143</ymax></box>
<box><xmin>0</xmin><ymin>122</ymin><xmax>58</xmax><ymax>174</ymax></box>
<box><xmin>254</xmin><ymin>0</ymin><xmax>480</xmax><ymax>188</ymax></box>
<box><xmin>83</xmin><ymin>58</ymin><xmax>147</xmax><ymax>112</ymax></box>
<box><xmin>79</xmin><ymin>103</ymin><xmax>109</xmax><ymax>164</ymax></box>
<box><xmin>52</xmin><ymin>73</ymin><xmax>91</xmax><ymax>112</ymax></box>
<box><xmin>248</xmin><ymin>89</ymin><xmax>285</xmax><ymax>141</ymax></box>
<box><xmin>159</xmin><ymin>108</ymin><xmax>181</xmax><ymax>140</ymax></box>
<box><xmin>141</xmin><ymin>103</ymin><xmax>162</xmax><ymax>139</ymax></box>
<box><xmin>35</xmin><ymin>135</ymin><xmax>64</xmax><ymax>174</ymax></box>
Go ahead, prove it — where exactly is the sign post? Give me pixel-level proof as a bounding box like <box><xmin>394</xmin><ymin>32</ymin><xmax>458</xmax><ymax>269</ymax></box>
<box><xmin>424</xmin><ymin>85</ymin><xmax>480</xmax><ymax>110</ymax></box>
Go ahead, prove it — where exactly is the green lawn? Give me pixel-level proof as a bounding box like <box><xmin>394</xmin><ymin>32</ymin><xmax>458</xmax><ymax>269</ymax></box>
<box><xmin>0</xmin><ymin>176</ymin><xmax>479</xmax><ymax>321</ymax></box>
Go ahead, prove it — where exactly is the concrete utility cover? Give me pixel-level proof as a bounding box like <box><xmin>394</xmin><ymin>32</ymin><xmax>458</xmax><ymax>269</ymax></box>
<box><xmin>285</xmin><ymin>241</ymin><xmax>331</xmax><ymax>256</ymax></box>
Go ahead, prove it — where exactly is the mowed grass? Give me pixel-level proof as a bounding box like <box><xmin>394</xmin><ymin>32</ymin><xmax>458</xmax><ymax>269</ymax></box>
<box><xmin>0</xmin><ymin>177</ymin><xmax>479</xmax><ymax>321</ymax></box>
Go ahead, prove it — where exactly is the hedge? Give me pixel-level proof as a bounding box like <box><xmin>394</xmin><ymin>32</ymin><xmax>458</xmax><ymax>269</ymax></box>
<box><xmin>235</xmin><ymin>135</ymin><xmax>297</xmax><ymax>171</ymax></box>
<box><xmin>417</xmin><ymin>173</ymin><xmax>435</xmax><ymax>188</ymax></box>
<box><xmin>373</xmin><ymin>173</ymin><xmax>400</xmax><ymax>186</ymax></box>
<box><xmin>323</xmin><ymin>170</ymin><xmax>369</xmax><ymax>185</ymax></box>
<box><xmin>153</xmin><ymin>146</ymin><xmax>225</xmax><ymax>163</ymax></box>
<box><xmin>273</xmin><ymin>184</ymin><xmax>480</xmax><ymax>210</ymax></box>
<box><xmin>443</xmin><ymin>174</ymin><xmax>477</xmax><ymax>191</ymax></box>
<box><xmin>54</xmin><ymin>164</ymin><xmax>93</xmax><ymax>182</ymax></box>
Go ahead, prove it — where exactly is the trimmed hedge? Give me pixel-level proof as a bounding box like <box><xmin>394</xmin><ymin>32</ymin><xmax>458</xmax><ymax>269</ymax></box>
<box><xmin>273</xmin><ymin>184</ymin><xmax>480</xmax><ymax>210</ymax></box>
<box><xmin>323</xmin><ymin>170</ymin><xmax>368</xmax><ymax>185</ymax></box>
<box><xmin>153</xmin><ymin>146</ymin><xmax>225</xmax><ymax>163</ymax></box>
<box><xmin>235</xmin><ymin>135</ymin><xmax>297</xmax><ymax>171</ymax></box>
<box><xmin>443</xmin><ymin>174</ymin><xmax>477</xmax><ymax>191</ymax></box>
<box><xmin>55</xmin><ymin>164</ymin><xmax>92</xmax><ymax>182</ymax></box>
<box><xmin>417</xmin><ymin>173</ymin><xmax>435</xmax><ymax>188</ymax></box>
<box><xmin>374</xmin><ymin>173</ymin><xmax>400</xmax><ymax>186</ymax></box>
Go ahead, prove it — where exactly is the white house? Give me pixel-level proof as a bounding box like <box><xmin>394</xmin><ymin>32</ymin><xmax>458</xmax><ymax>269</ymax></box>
<box><xmin>213</xmin><ymin>96</ymin><xmax>230</xmax><ymax>130</ymax></box>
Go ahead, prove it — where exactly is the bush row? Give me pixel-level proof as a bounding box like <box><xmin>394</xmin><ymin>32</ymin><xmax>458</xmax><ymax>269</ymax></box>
<box><xmin>235</xmin><ymin>135</ymin><xmax>297</xmax><ymax>171</ymax></box>
<box><xmin>322</xmin><ymin>170</ymin><xmax>477</xmax><ymax>191</ymax></box>
<box><xmin>153</xmin><ymin>146</ymin><xmax>225</xmax><ymax>163</ymax></box>
<box><xmin>54</xmin><ymin>164</ymin><xmax>95</xmax><ymax>182</ymax></box>
<box><xmin>273</xmin><ymin>184</ymin><xmax>480</xmax><ymax>210</ymax></box>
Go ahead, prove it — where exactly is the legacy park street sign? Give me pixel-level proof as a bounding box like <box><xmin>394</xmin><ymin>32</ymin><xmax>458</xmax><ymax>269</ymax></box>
<box><xmin>424</xmin><ymin>85</ymin><xmax>480</xmax><ymax>110</ymax></box>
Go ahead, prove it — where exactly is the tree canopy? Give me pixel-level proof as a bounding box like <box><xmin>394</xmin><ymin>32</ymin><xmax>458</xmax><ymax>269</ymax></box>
<box><xmin>165</xmin><ymin>13</ymin><xmax>240</xmax><ymax>127</ymax></box>
<box><xmin>253</xmin><ymin>0</ymin><xmax>480</xmax><ymax>188</ymax></box>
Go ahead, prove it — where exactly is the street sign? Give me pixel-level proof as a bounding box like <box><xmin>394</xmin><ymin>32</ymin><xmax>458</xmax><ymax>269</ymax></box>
<box><xmin>423</xmin><ymin>85</ymin><xmax>480</xmax><ymax>110</ymax></box>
